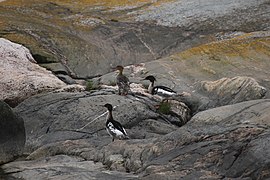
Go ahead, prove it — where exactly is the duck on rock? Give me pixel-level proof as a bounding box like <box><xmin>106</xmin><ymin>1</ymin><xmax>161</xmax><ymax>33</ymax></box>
<box><xmin>143</xmin><ymin>75</ymin><xmax>176</xmax><ymax>97</ymax></box>
<box><xmin>114</xmin><ymin>65</ymin><xmax>130</xmax><ymax>96</ymax></box>
<box><xmin>104</xmin><ymin>103</ymin><xmax>129</xmax><ymax>142</ymax></box>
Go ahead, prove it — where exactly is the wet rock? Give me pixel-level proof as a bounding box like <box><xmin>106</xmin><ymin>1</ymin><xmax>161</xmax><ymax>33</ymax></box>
<box><xmin>0</xmin><ymin>38</ymin><xmax>65</xmax><ymax>106</ymax></box>
<box><xmin>0</xmin><ymin>101</ymin><xmax>25</xmax><ymax>164</ymax></box>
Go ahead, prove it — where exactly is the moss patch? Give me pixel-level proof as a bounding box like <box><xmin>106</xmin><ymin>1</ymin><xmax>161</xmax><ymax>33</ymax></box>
<box><xmin>85</xmin><ymin>80</ymin><xmax>99</xmax><ymax>91</ymax></box>
<box><xmin>174</xmin><ymin>35</ymin><xmax>270</xmax><ymax>60</ymax></box>
<box><xmin>158</xmin><ymin>101</ymin><xmax>171</xmax><ymax>114</ymax></box>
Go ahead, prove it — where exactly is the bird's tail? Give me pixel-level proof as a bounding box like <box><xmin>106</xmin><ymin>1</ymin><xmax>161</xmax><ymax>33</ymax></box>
<box><xmin>123</xmin><ymin>135</ymin><xmax>130</xmax><ymax>140</ymax></box>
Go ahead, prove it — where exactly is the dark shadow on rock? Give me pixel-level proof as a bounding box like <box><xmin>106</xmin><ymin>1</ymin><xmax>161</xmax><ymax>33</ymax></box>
<box><xmin>0</xmin><ymin>167</ymin><xmax>22</xmax><ymax>180</ymax></box>
<box><xmin>0</xmin><ymin>101</ymin><xmax>26</xmax><ymax>165</ymax></box>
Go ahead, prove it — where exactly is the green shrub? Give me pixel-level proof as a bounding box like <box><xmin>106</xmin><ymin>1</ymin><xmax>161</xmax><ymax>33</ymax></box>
<box><xmin>86</xmin><ymin>80</ymin><xmax>96</xmax><ymax>91</ymax></box>
<box><xmin>158</xmin><ymin>101</ymin><xmax>171</xmax><ymax>114</ymax></box>
<box><xmin>109</xmin><ymin>80</ymin><xmax>116</xmax><ymax>86</ymax></box>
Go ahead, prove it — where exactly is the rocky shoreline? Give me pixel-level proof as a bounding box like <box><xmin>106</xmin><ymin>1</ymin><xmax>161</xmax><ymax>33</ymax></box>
<box><xmin>1</xmin><ymin>0</ymin><xmax>270</xmax><ymax>179</ymax></box>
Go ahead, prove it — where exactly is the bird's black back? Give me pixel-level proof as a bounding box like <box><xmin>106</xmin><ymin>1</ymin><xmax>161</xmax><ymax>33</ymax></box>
<box><xmin>152</xmin><ymin>85</ymin><xmax>176</xmax><ymax>94</ymax></box>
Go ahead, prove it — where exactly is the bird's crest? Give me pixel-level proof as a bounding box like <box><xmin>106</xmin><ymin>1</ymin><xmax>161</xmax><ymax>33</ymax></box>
<box><xmin>104</xmin><ymin>103</ymin><xmax>113</xmax><ymax>111</ymax></box>
<box><xmin>144</xmin><ymin>75</ymin><xmax>156</xmax><ymax>82</ymax></box>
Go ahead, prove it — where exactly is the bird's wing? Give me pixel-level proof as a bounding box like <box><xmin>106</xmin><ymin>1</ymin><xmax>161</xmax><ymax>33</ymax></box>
<box><xmin>123</xmin><ymin>76</ymin><xmax>130</xmax><ymax>85</ymax></box>
<box><xmin>118</xmin><ymin>75</ymin><xmax>129</xmax><ymax>83</ymax></box>
<box><xmin>111</xmin><ymin>120</ymin><xmax>127</xmax><ymax>136</ymax></box>
<box><xmin>107</xmin><ymin>122</ymin><xmax>125</xmax><ymax>136</ymax></box>
<box><xmin>117</xmin><ymin>75</ymin><xmax>130</xmax><ymax>91</ymax></box>
<box><xmin>153</xmin><ymin>86</ymin><xmax>176</xmax><ymax>94</ymax></box>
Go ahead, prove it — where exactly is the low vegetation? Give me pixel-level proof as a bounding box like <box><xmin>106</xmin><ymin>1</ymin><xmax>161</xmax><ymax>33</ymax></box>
<box><xmin>158</xmin><ymin>101</ymin><xmax>171</xmax><ymax>114</ymax></box>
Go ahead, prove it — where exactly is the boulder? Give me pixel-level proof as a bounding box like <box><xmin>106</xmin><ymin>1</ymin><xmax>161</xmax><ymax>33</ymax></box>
<box><xmin>0</xmin><ymin>38</ymin><xmax>65</xmax><ymax>107</ymax></box>
<box><xmin>200</xmin><ymin>76</ymin><xmax>267</xmax><ymax>107</ymax></box>
<box><xmin>0</xmin><ymin>101</ymin><xmax>25</xmax><ymax>164</ymax></box>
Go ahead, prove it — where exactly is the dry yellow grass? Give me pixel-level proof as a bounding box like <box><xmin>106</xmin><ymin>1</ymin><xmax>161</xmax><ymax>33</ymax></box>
<box><xmin>173</xmin><ymin>34</ymin><xmax>270</xmax><ymax>60</ymax></box>
<box><xmin>168</xmin><ymin>32</ymin><xmax>270</xmax><ymax>77</ymax></box>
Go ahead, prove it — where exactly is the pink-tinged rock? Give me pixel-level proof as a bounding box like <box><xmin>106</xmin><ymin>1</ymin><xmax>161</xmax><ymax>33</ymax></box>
<box><xmin>0</xmin><ymin>38</ymin><xmax>65</xmax><ymax>106</ymax></box>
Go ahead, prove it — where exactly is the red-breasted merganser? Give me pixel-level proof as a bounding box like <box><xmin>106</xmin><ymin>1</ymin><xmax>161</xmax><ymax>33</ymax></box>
<box><xmin>143</xmin><ymin>75</ymin><xmax>176</xmax><ymax>97</ymax></box>
<box><xmin>104</xmin><ymin>103</ymin><xmax>129</xmax><ymax>142</ymax></box>
<box><xmin>114</xmin><ymin>65</ymin><xmax>130</xmax><ymax>96</ymax></box>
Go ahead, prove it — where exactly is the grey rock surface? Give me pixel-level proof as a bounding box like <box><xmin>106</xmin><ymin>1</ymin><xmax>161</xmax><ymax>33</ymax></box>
<box><xmin>98</xmin><ymin>63</ymin><xmax>268</xmax><ymax>113</ymax></box>
<box><xmin>2</xmin><ymin>155</ymin><xmax>138</xmax><ymax>180</ymax></box>
<box><xmin>139</xmin><ymin>99</ymin><xmax>270</xmax><ymax>179</ymax></box>
<box><xmin>136</xmin><ymin>0</ymin><xmax>269</xmax><ymax>30</ymax></box>
<box><xmin>4</xmin><ymin>99</ymin><xmax>270</xmax><ymax>179</ymax></box>
<box><xmin>1</xmin><ymin>0</ymin><xmax>269</xmax><ymax>78</ymax></box>
<box><xmin>0</xmin><ymin>1</ymin><xmax>269</xmax><ymax>179</ymax></box>
<box><xmin>0</xmin><ymin>101</ymin><xmax>25</xmax><ymax>165</ymax></box>
<box><xmin>13</xmin><ymin>91</ymin><xmax>188</xmax><ymax>152</ymax></box>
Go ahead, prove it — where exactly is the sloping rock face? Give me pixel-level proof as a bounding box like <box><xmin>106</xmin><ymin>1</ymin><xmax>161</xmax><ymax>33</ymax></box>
<box><xmin>98</xmin><ymin>31</ymin><xmax>269</xmax><ymax>112</ymax></box>
<box><xmin>161</xmin><ymin>31</ymin><xmax>269</xmax><ymax>82</ymax></box>
<box><xmin>0</xmin><ymin>101</ymin><xmax>25</xmax><ymax>165</ymax></box>
<box><xmin>3</xmin><ymin>98</ymin><xmax>270</xmax><ymax>179</ymax></box>
<box><xmin>139</xmin><ymin>99</ymin><xmax>270</xmax><ymax>179</ymax></box>
<box><xmin>0</xmin><ymin>0</ymin><xmax>269</xmax><ymax>78</ymax></box>
<box><xmin>0</xmin><ymin>0</ymin><xmax>205</xmax><ymax>78</ymax></box>
<box><xmin>136</xmin><ymin>0</ymin><xmax>270</xmax><ymax>31</ymax></box>
<box><xmin>0</xmin><ymin>38</ymin><xmax>66</xmax><ymax>106</ymax></box>
<box><xmin>1</xmin><ymin>30</ymin><xmax>268</xmax><ymax>179</ymax></box>
<box><xmin>140</xmin><ymin>31</ymin><xmax>270</xmax><ymax>95</ymax></box>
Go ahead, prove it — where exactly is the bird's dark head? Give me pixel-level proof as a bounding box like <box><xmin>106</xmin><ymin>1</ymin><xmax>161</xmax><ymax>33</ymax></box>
<box><xmin>144</xmin><ymin>75</ymin><xmax>156</xmax><ymax>82</ymax></box>
<box><xmin>104</xmin><ymin>103</ymin><xmax>113</xmax><ymax>111</ymax></box>
<box><xmin>114</xmin><ymin>65</ymin><xmax>124</xmax><ymax>72</ymax></box>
